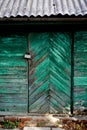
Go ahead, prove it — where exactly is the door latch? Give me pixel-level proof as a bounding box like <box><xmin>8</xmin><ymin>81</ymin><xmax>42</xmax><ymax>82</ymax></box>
<box><xmin>24</xmin><ymin>52</ymin><xmax>31</xmax><ymax>59</ymax></box>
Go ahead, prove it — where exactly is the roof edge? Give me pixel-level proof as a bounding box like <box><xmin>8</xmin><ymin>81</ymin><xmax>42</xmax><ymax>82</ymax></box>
<box><xmin>0</xmin><ymin>17</ymin><xmax>87</xmax><ymax>22</ymax></box>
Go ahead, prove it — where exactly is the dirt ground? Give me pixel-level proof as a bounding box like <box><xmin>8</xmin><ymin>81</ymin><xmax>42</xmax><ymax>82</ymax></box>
<box><xmin>0</xmin><ymin>115</ymin><xmax>87</xmax><ymax>130</ymax></box>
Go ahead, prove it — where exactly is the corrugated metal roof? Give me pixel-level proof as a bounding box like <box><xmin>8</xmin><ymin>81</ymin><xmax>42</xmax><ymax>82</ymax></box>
<box><xmin>0</xmin><ymin>0</ymin><xmax>87</xmax><ymax>18</ymax></box>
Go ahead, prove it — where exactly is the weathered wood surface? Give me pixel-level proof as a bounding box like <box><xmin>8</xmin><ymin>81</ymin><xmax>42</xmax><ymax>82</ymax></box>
<box><xmin>29</xmin><ymin>33</ymin><xmax>71</xmax><ymax>113</ymax></box>
<box><xmin>0</xmin><ymin>35</ymin><xmax>28</xmax><ymax>112</ymax></box>
<box><xmin>74</xmin><ymin>32</ymin><xmax>87</xmax><ymax>111</ymax></box>
<box><xmin>0</xmin><ymin>32</ymin><xmax>87</xmax><ymax>114</ymax></box>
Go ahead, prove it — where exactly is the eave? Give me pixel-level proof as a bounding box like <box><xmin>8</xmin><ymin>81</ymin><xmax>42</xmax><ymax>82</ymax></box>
<box><xmin>0</xmin><ymin>17</ymin><xmax>87</xmax><ymax>32</ymax></box>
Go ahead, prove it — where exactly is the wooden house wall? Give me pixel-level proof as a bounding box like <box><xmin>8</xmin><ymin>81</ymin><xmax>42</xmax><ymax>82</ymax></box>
<box><xmin>0</xmin><ymin>35</ymin><xmax>28</xmax><ymax>113</ymax></box>
<box><xmin>0</xmin><ymin>32</ymin><xmax>87</xmax><ymax>114</ymax></box>
<box><xmin>74</xmin><ymin>32</ymin><xmax>87</xmax><ymax>112</ymax></box>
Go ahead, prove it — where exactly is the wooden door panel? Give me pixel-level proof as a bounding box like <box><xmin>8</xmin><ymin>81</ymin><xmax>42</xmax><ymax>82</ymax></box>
<box><xmin>29</xmin><ymin>33</ymin><xmax>71</xmax><ymax>113</ymax></box>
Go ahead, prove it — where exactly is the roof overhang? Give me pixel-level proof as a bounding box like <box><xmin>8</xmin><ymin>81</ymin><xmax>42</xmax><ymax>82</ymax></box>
<box><xmin>0</xmin><ymin>17</ymin><xmax>87</xmax><ymax>32</ymax></box>
<box><xmin>0</xmin><ymin>17</ymin><xmax>87</xmax><ymax>22</ymax></box>
<box><xmin>0</xmin><ymin>17</ymin><xmax>87</xmax><ymax>26</ymax></box>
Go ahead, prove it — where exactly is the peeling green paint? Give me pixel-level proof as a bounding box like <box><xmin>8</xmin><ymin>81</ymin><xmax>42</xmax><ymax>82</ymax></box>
<box><xmin>29</xmin><ymin>33</ymin><xmax>71</xmax><ymax>113</ymax></box>
<box><xmin>74</xmin><ymin>32</ymin><xmax>87</xmax><ymax>111</ymax></box>
<box><xmin>0</xmin><ymin>34</ymin><xmax>28</xmax><ymax>112</ymax></box>
<box><xmin>0</xmin><ymin>32</ymin><xmax>87</xmax><ymax>114</ymax></box>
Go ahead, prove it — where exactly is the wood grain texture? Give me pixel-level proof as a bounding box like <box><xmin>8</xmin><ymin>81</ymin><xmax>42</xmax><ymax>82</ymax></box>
<box><xmin>0</xmin><ymin>35</ymin><xmax>28</xmax><ymax>112</ymax></box>
<box><xmin>1</xmin><ymin>32</ymin><xmax>87</xmax><ymax>114</ymax></box>
<box><xmin>29</xmin><ymin>33</ymin><xmax>71</xmax><ymax>113</ymax></box>
<box><xmin>74</xmin><ymin>32</ymin><xmax>87</xmax><ymax>111</ymax></box>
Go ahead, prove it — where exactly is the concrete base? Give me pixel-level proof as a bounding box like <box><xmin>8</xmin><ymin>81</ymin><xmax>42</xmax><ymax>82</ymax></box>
<box><xmin>23</xmin><ymin>127</ymin><xmax>64</xmax><ymax>130</ymax></box>
<box><xmin>0</xmin><ymin>127</ymin><xmax>64</xmax><ymax>130</ymax></box>
<box><xmin>24</xmin><ymin>127</ymin><xmax>50</xmax><ymax>130</ymax></box>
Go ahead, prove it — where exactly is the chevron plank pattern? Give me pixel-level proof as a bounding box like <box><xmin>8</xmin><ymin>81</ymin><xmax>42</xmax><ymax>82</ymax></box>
<box><xmin>29</xmin><ymin>33</ymin><xmax>71</xmax><ymax>113</ymax></box>
<box><xmin>49</xmin><ymin>33</ymin><xmax>71</xmax><ymax>113</ymax></box>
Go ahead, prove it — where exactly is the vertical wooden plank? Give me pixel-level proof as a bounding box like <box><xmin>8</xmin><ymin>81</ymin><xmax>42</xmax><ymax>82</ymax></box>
<box><xmin>70</xmin><ymin>32</ymin><xmax>74</xmax><ymax>114</ymax></box>
<box><xmin>0</xmin><ymin>34</ymin><xmax>28</xmax><ymax>113</ymax></box>
<box><xmin>74</xmin><ymin>31</ymin><xmax>87</xmax><ymax>113</ymax></box>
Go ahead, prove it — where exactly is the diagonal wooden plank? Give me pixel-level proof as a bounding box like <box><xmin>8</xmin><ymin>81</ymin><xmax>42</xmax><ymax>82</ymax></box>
<box><xmin>29</xmin><ymin>32</ymin><xmax>71</xmax><ymax>114</ymax></box>
<box><xmin>29</xmin><ymin>33</ymin><xmax>50</xmax><ymax>113</ymax></box>
<box><xmin>49</xmin><ymin>33</ymin><xmax>71</xmax><ymax>113</ymax></box>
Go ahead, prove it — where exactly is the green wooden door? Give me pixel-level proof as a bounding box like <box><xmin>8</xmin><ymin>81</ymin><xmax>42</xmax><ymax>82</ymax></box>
<box><xmin>29</xmin><ymin>33</ymin><xmax>71</xmax><ymax>113</ymax></box>
<box><xmin>0</xmin><ymin>33</ymin><xmax>71</xmax><ymax>114</ymax></box>
<box><xmin>74</xmin><ymin>32</ymin><xmax>87</xmax><ymax>112</ymax></box>
<box><xmin>0</xmin><ymin>35</ymin><xmax>28</xmax><ymax>113</ymax></box>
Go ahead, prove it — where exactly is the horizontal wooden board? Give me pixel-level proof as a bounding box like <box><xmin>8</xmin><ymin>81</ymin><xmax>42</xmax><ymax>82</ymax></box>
<box><xmin>74</xmin><ymin>77</ymin><xmax>87</xmax><ymax>85</ymax></box>
<box><xmin>0</xmin><ymin>34</ymin><xmax>28</xmax><ymax>113</ymax></box>
<box><xmin>0</xmin><ymin>105</ymin><xmax>27</xmax><ymax>112</ymax></box>
<box><xmin>74</xmin><ymin>31</ymin><xmax>87</xmax><ymax>111</ymax></box>
<box><xmin>0</xmin><ymin>85</ymin><xmax>28</xmax><ymax>93</ymax></box>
